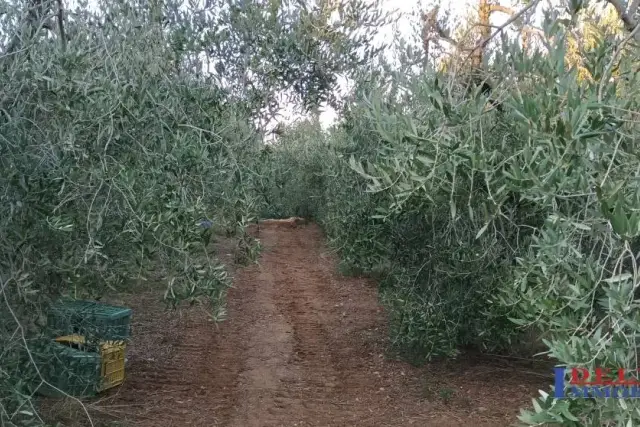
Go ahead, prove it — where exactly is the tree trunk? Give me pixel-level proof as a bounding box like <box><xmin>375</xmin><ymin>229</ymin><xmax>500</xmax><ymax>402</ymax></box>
<box><xmin>473</xmin><ymin>0</ymin><xmax>492</xmax><ymax>72</ymax></box>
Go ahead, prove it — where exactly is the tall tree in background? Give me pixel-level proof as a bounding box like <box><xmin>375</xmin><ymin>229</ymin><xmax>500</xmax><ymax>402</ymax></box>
<box><xmin>419</xmin><ymin>0</ymin><xmax>639</xmax><ymax>96</ymax></box>
<box><xmin>605</xmin><ymin>0</ymin><xmax>640</xmax><ymax>39</ymax></box>
<box><xmin>420</xmin><ymin>0</ymin><xmax>537</xmax><ymax>101</ymax></box>
<box><xmin>566</xmin><ymin>2</ymin><xmax>625</xmax><ymax>82</ymax></box>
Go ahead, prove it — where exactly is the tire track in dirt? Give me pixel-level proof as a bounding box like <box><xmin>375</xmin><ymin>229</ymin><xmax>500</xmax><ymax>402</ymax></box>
<box><xmin>100</xmin><ymin>222</ymin><xmax>549</xmax><ymax>427</ymax></box>
<box><xmin>226</xmin><ymin>226</ymin><xmax>345</xmax><ymax>426</ymax></box>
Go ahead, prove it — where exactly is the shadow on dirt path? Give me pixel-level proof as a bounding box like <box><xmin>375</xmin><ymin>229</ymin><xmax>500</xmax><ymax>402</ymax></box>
<box><xmin>87</xmin><ymin>222</ymin><xmax>549</xmax><ymax>427</ymax></box>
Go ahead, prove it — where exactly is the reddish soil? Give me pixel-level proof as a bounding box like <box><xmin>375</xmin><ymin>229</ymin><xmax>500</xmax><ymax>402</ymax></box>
<box><xmin>45</xmin><ymin>222</ymin><xmax>551</xmax><ymax>426</ymax></box>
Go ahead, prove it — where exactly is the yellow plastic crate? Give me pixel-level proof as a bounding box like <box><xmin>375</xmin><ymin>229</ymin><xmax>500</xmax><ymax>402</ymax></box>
<box><xmin>55</xmin><ymin>335</ymin><xmax>126</xmax><ymax>392</ymax></box>
<box><xmin>99</xmin><ymin>340</ymin><xmax>126</xmax><ymax>391</ymax></box>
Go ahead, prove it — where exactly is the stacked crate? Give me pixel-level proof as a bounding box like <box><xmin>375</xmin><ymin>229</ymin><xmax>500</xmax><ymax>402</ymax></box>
<box><xmin>38</xmin><ymin>300</ymin><xmax>132</xmax><ymax>397</ymax></box>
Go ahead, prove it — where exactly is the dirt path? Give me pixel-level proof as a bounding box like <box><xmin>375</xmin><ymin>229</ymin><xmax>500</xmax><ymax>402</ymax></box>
<box><xmin>81</xmin><ymin>222</ymin><xmax>549</xmax><ymax>427</ymax></box>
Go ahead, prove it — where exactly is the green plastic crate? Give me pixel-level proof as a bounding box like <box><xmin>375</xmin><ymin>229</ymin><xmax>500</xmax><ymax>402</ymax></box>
<box><xmin>36</xmin><ymin>341</ymin><xmax>101</xmax><ymax>398</ymax></box>
<box><xmin>47</xmin><ymin>300</ymin><xmax>132</xmax><ymax>341</ymax></box>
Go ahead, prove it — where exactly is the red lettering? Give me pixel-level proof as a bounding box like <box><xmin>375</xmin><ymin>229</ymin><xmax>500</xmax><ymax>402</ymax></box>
<box><xmin>571</xmin><ymin>367</ymin><xmax>590</xmax><ymax>385</ymax></box>
<box><xmin>568</xmin><ymin>367</ymin><xmax>640</xmax><ymax>385</ymax></box>
<box><xmin>616</xmin><ymin>369</ymin><xmax>640</xmax><ymax>386</ymax></box>
<box><xmin>594</xmin><ymin>367</ymin><xmax>612</xmax><ymax>385</ymax></box>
